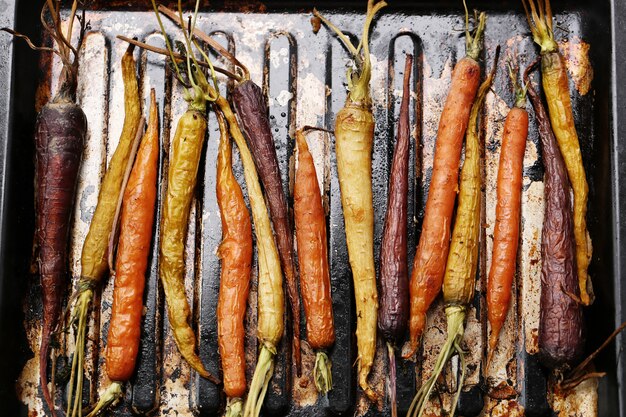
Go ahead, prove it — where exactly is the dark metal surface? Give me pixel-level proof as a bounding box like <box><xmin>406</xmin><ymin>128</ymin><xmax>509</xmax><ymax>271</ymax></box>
<box><xmin>0</xmin><ymin>1</ymin><xmax>622</xmax><ymax>416</ymax></box>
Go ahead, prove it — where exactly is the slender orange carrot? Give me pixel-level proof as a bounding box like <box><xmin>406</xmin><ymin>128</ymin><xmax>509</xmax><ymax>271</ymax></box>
<box><xmin>294</xmin><ymin>127</ymin><xmax>335</xmax><ymax>395</ymax></box>
<box><xmin>404</xmin><ymin>8</ymin><xmax>485</xmax><ymax>358</ymax></box>
<box><xmin>486</xmin><ymin>64</ymin><xmax>529</xmax><ymax>364</ymax></box>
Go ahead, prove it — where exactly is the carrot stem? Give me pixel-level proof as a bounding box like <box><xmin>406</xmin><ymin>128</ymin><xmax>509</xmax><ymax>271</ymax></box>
<box><xmin>408</xmin><ymin>306</ymin><xmax>466</xmax><ymax>417</ymax></box>
<box><xmin>84</xmin><ymin>382</ymin><xmax>123</xmax><ymax>417</ymax></box>
<box><xmin>244</xmin><ymin>345</ymin><xmax>276</xmax><ymax>417</ymax></box>
<box><xmin>314</xmin><ymin>351</ymin><xmax>333</xmax><ymax>395</ymax></box>
<box><xmin>225</xmin><ymin>398</ymin><xmax>244</xmax><ymax>417</ymax></box>
<box><xmin>66</xmin><ymin>289</ymin><xmax>92</xmax><ymax>417</ymax></box>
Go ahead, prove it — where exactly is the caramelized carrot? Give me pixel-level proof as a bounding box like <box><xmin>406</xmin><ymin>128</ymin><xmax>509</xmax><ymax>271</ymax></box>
<box><xmin>379</xmin><ymin>54</ymin><xmax>412</xmax><ymax>417</ymax></box>
<box><xmin>216</xmin><ymin>109</ymin><xmax>253</xmax><ymax>414</ymax></box>
<box><xmin>2</xmin><ymin>3</ymin><xmax>88</xmax><ymax>414</ymax></box>
<box><xmin>404</xmin><ymin>8</ymin><xmax>485</xmax><ymax>358</ymax></box>
<box><xmin>486</xmin><ymin>64</ymin><xmax>528</xmax><ymax>363</ymax></box>
<box><xmin>85</xmin><ymin>90</ymin><xmax>160</xmax><ymax>417</ymax></box>
<box><xmin>523</xmin><ymin>0</ymin><xmax>593</xmax><ymax>305</ymax></box>
<box><xmin>408</xmin><ymin>46</ymin><xmax>498</xmax><ymax>417</ymax></box>
<box><xmin>313</xmin><ymin>0</ymin><xmax>386</xmax><ymax>399</ymax></box>
<box><xmin>294</xmin><ymin>127</ymin><xmax>335</xmax><ymax>395</ymax></box>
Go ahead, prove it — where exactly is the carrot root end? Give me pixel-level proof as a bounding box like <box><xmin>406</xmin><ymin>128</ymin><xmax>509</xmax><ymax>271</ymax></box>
<box><xmin>387</xmin><ymin>343</ymin><xmax>398</xmax><ymax>417</ymax></box>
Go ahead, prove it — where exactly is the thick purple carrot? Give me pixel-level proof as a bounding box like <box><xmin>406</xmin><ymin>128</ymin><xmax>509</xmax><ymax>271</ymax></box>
<box><xmin>524</xmin><ymin>62</ymin><xmax>584</xmax><ymax>369</ymax></box>
<box><xmin>5</xmin><ymin>3</ymin><xmax>89</xmax><ymax>416</ymax></box>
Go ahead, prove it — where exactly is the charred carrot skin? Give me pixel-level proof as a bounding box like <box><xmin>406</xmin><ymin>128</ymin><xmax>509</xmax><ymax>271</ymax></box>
<box><xmin>106</xmin><ymin>90</ymin><xmax>159</xmax><ymax>382</ymax></box>
<box><xmin>524</xmin><ymin>65</ymin><xmax>584</xmax><ymax>368</ymax></box>
<box><xmin>216</xmin><ymin>110</ymin><xmax>253</xmax><ymax>400</ymax></box>
<box><xmin>231</xmin><ymin>81</ymin><xmax>302</xmax><ymax>374</ymax></box>
<box><xmin>405</xmin><ymin>56</ymin><xmax>481</xmax><ymax>357</ymax></box>
<box><xmin>486</xmin><ymin>103</ymin><xmax>528</xmax><ymax>354</ymax></box>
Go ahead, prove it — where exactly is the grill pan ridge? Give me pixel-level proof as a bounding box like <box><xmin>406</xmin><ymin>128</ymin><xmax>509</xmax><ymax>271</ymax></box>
<box><xmin>0</xmin><ymin>1</ymin><xmax>623</xmax><ymax>416</ymax></box>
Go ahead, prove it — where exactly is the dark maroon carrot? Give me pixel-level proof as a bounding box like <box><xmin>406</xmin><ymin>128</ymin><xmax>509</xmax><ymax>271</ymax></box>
<box><xmin>156</xmin><ymin>5</ymin><xmax>303</xmax><ymax>375</ymax></box>
<box><xmin>524</xmin><ymin>61</ymin><xmax>584</xmax><ymax>369</ymax></box>
<box><xmin>230</xmin><ymin>81</ymin><xmax>301</xmax><ymax>375</ymax></box>
<box><xmin>379</xmin><ymin>54</ymin><xmax>412</xmax><ymax>417</ymax></box>
<box><xmin>1</xmin><ymin>3</ymin><xmax>87</xmax><ymax>416</ymax></box>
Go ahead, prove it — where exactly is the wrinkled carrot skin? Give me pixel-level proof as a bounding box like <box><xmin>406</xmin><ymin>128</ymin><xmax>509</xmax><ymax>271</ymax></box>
<box><xmin>405</xmin><ymin>57</ymin><xmax>480</xmax><ymax>358</ymax></box>
<box><xmin>294</xmin><ymin>130</ymin><xmax>334</xmax><ymax>351</ymax></box>
<box><xmin>35</xmin><ymin>101</ymin><xmax>86</xmax><ymax>413</ymax></box>
<box><xmin>216</xmin><ymin>111</ymin><xmax>253</xmax><ymax>399</ymax></box>
<box><xmin>231</xmin><ymin>81</ymin><xmax>301</xmax><ymax>373</ymax></box>
<box><xmin>80</xmin><ymin>45</ymin><xmax>142</xmax><ymax>282</ymax></box>
<box><xmin>525</xmin><ymin>67</ymin><xmax>584</xmax><ymax>368</ymax></box>
<box><xmin>486</xmin><ymin>107</ymin><xmax>528</xmax><ymax>351</ymax></box>
<box><xmin>379</xmin><ymin>55</ymin><xmax>412</xmax><ymax>344</ymax></box>
<box><xmin>159</xmin><ymin>109</ymin><xmax>218</xmax><ymax>381</ymax></box>
<box><xmin>335</xmin><ymin>100</ymin><xmax>378</xmax><ymax>397</ymax></box>
<box><xmin>213</xmin><ymin>97</ymin><xmax>284</xmax><ymax>417</ymax></box>
<box><xmin>541</xmin><ymin>51</ymin><xmax>593</xmax><ymax>305</ymax></box>
<box><xmin>106</xmin><ymin>91</ymin><xmax>159</xmax><ymax>382</ymax></box>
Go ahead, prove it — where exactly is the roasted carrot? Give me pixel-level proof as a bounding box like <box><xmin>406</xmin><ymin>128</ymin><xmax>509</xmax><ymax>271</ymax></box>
<box><xmin>157</xmin><ymin>3</ymin><xmax>303</xmax><ymax>375</ymax></box>
<box><xmin>150</xmin><ymin>0</ymin><xmax>219</xmax><ymax>382</ymax></box>
<box><xmin>524</xmin><ymin>62</ymin><xmax>584</xmax><ymax>369</ymax></box>
<box><xmin>486</xmin><ymin>63</ymin><xmax>529</xmax><ymax>364</ymax></box>
<box><xmin>64</xmin><ymin>43</ymin><xmax>142</xmax><ymax>417</ymax></box>
<box><xmin>294</xmin><ymin>127</ymin><xmax>335</xmax><ymax>395</ymax></box>
<box><xmin>523</xmin><ymin>0</ymin><xmax>593</xmax><ymax>305</ymax></box>
<box><xmin>408</xmin><ymin>46</ymin><xmax>498</xmax><ymax>417</ymax></box>
<box><xmin>2</xmin><ymin>3</ymin><xmax>87</xmax><ymax>415</ymax></box>
<box><xmin>84</xmin><ymin>89</ymin><xmax>160</xmax><ymax>417</ymax></box>
<box><xmin>210</xmin><ymin>98</ymin><xmax>284</xmax><ymax>417</ymax></box>
<box><xmin>379</xmin><ymin>54</ymin><xmax>412</xmax><ymax>417</ymax></box>
<box><xmin>313</xmin><ymin>0</ymin><xmax>385</xmax><ymax>400</ymax></box>
<box><xmin>404</xmin><ymin>6</ymin><xmax>486</xmax><ymax>359</ymax></box>
<box><xmin>216</xmin><ymin>108</ymin><xmax>253</xmax><ymax>416</ymax></box>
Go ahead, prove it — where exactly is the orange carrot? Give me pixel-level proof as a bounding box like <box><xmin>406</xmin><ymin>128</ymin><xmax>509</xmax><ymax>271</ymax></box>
<box><xmin>404</xmin><ymin>9</ymin><xmax>485</xmax><ymax>358</ymax></box>
<box><xmin>85</xmin><ymin>89</ymin><xmax>159</xmax><ymax>417</ymax></box>
<box><xmin>486</xmin><ymin>65</ymin><xmax>529</xmax><ymax>363</ymax></box>
<box><xmin>216</xmin><ymin>109</ymin><xmax>253</xmax><ymax>414</ymax></box>
<box><xmin>294</xmin><ymin>127</ymin><xmax>335</xmax><ymax>395</ymax></box>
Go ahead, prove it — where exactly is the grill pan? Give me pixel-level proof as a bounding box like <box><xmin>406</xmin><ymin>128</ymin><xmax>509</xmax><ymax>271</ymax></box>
<box><xmin>0</xmin><ymin>1</ymin><xmax>624</xmax><ymax>416</ymax></box>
